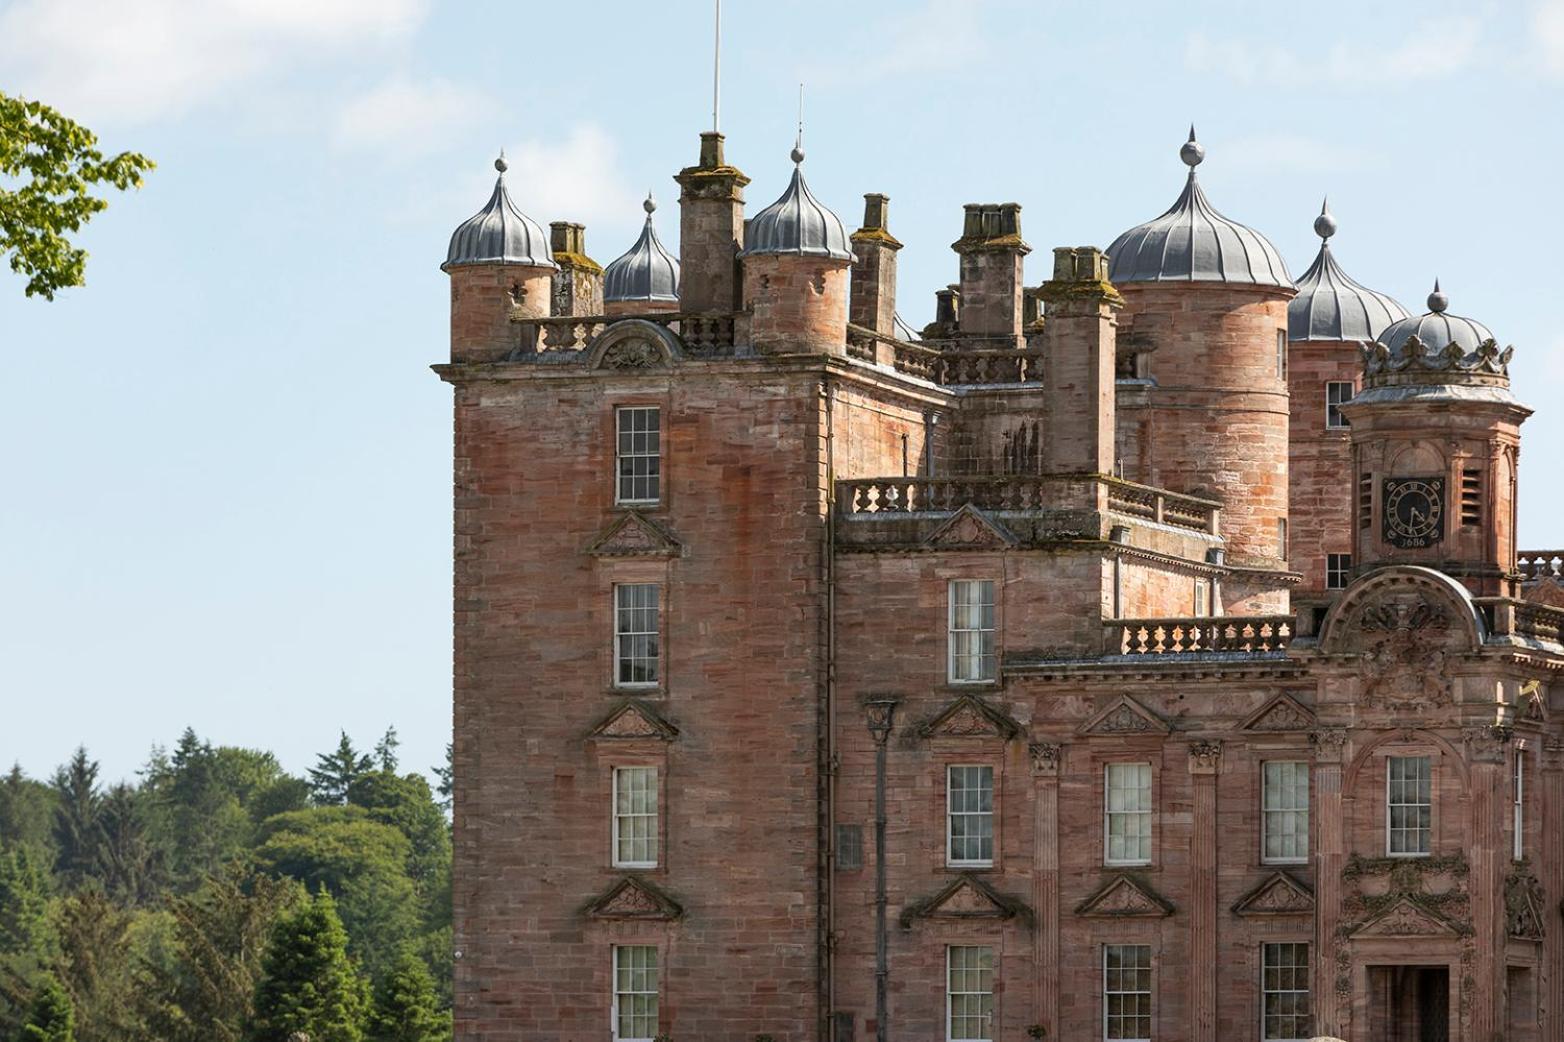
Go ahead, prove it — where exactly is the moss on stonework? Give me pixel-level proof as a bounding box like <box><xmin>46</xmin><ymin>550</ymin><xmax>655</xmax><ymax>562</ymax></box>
<box><xmin>1038</xmin><ymin>279</ymin><xmax>1125</xmax><ymax>306</ymax></box>
<box><xmin>951</xmin><ymin>233</ymin><xmax>1030</xmax><ymax>253</ymax></box>
<box><xmin>850</xmin><ymin>227</ymin><xmax>903</xmax><ymax>248</ymax></box>
<box><xmin>552</xmin><ymin>252</ymin><xmax>604</xmax><ymax>274</ymax></box>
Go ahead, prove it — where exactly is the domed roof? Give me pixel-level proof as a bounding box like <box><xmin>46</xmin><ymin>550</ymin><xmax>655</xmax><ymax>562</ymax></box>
<box><xmin>442</xmin><ymin>155</ymin><xmax>556</xmax><ymax>272</ymax></box>
<box><xmin>604</xmin><ymin>194</ymin><xmax>680</xmax><ymax>303</ymax></box>
<box><xmin>1377</xmin><ymin>281</ymin><xmax>1494</xmax><ymax>355</ymax></box>
<box><xmin>739</xmin><ymin>147</ymin><xmax>853</xmax><ymax>262</ymax></box>
<box><xmin>1288</xmin><ymin>200</ymin><xmax>1410</xmax><ymax>342</ymax></box>
<box><xmin>1107</xmin><ymin>128</ymin><xmax>1291</xmax><ymax>288</ymax></box>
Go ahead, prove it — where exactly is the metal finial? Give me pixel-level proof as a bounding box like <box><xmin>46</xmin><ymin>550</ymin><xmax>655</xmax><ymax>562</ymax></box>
<box><xmin>792</xmin><ymin>83</ymin><xmax>805</xmax><ymax>165</ymax></box>
<box><xmin>1428</xmin><ymin>278</ymin><xmax>1448</xmax><ymax>314</ymax></box>
<box><xmin>1180</xmin><ymin>124</ymin><xmax>1205</xmax><ymax>168</ymax></box>
<box><xmin>643</xmin><ymin>192</ymin><xmax>656</xmax><ymax>216</ymax></box>
<box><xmin>494</xmin><ymin>150</ymin><xmax>508</xmax><ymax>174</ymax></box>
<box><xmin>1314</xmin><ymin>197</ymin><xmax>1337</xmax><ymax>241</ymax></box>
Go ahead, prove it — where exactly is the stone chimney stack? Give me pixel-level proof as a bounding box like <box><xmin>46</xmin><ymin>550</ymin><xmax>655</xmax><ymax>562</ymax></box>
<box><xmin>849</xmin><ymin>194</ymin><xmax>902</xmax><ymax>336</ymax></box>
<box><xmin>1038</xmin><ymin>247</ymin><xmax>1123</xmax><ymax>476</ymax></box>
<box><xmin>952</xmin><ymin>203</ymin><xmax>1030</xmax><ymax>347</ymax></box>
<box><xmin>549</xmin><ymin>222</ymin><xmax>603</xmax><ymax>318</ymax></box>
<box><xmin>674</xmin><ymin>132</ymin><xmax>750</xmax><ymax>313</ymax></box>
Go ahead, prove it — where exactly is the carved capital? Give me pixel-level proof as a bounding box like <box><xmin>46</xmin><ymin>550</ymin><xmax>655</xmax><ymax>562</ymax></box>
<box><xmin>864</xmin><ymin>699</ymin><xmax>899</xmax><ymax>744</ymax></box>
<box><xmin>1310</xmin><ymin>728</ymin><xmax>1349</xmax><ymax>763</ymax></box>
<box><xmin>1029</xmin><ymin>742</ymin><xmax>1063</xmax><ymax>776</ymax></box>
<box><xmin>1188</xmin><ymin>740</ymin><xmax>1222</xmax><ymax>775</ymax></box>
<box><xmin>1463</xmin><ymin>724</ymin><xmax>1513</xmax><ymax>763</ymax></box>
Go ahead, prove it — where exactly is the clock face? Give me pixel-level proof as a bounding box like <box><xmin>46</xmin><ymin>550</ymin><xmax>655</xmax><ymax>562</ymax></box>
<box><xmin>1382</xmin><ymin>476</ymin><xmax>1446</xmax><ymax>549</ymax></box>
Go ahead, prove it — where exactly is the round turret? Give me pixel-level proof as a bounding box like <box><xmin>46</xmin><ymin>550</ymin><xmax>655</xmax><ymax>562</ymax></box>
<box><xmin>1288</xmin><ymin>201</ymin><xmax>1409</xmax><ymax>342</ymax></box>
<box><xmin>1374</xmin><ymin>281</ymin><xmax>1496</xmax><ymax>359</ymax></box>
<box><xmin>443</xmin><ymin>155</ymin><xmax>556</xmax><ymax>272</ymax></box>
<box><xmin>603</xmin><ymin>194</ymin><xmax>681</xmax><ymax>314</ymax></box>
<box><xmin>740</xmin><ymin>150</ymin><xmax>853</xmax><ymax>261</ymax></box>
<box><xmin>1106</xmin><ymin>127</ymin><xmax>1291</xmax><ymax>287</ymax></box>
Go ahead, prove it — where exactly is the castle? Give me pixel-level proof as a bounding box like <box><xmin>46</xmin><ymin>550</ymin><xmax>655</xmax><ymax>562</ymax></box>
<box><xmin>434</xmin><ymin>119</ymin><xmax>1564</xmax><ymax>1042</ymax></box>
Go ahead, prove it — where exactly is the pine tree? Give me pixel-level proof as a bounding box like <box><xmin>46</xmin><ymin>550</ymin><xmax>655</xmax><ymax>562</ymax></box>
<box><xmin>50</xmin><ymin>749</ymin><xmax>102</xmax><ymax>891</ymax></box>
<box><xmin>246</xmin><ymin>890</ymin><xmax>368</xmax><ymax>1042</ymax></box>
<box><xmin>366</xmin><ymin>953</ymin><xmax>445</xmax><ymax>1042</ymax></box>
<box><xmin>430</xmin><ymin>746</ymin><xmax>452</xmax><ymax>814</ymax></box>
<box><xmin>0</xmin><ymin>845</ymin><xmax>52</xmax><ymax>955</ymax></box>
<box><xmin>17</xmin><ymin>973</ymin><xmax>74</xmax><ymax>1042</ymax></box>
<box><xmin>308</xmin><ymin>734</ymin><xmax>372</xmax><ymax>807</ymax></box>
<box><xmin>53</xmin><ymin>890</ymin><xmax>137</xmax><ymax>1042</ymax></box>
<box><xmin>372</xmin><ymin>729</ymin><xmax>400</xmax><ymax>774</ymax></box>
<box><xmin>94</xmin><ymin>785</ymin><xmax>162</xmax><ymax>906</ymax></box>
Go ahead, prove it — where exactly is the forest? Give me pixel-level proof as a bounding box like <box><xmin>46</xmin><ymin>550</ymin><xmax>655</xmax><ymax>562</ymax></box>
<box><xmin>0</xmin><ymin>727</ymin><xmax>453</xmax><ymax>1042</ymax></box>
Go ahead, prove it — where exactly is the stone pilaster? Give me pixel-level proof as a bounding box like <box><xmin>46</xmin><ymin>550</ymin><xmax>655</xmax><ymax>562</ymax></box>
<box><xmin>1188</xmin><ymin>740</ymin><xmax>1221</xmax><ymax>1042</ymax></box>
<box><xmin>674</xmin><ymin>132</ymin><xmax>749</xmax><ymax>313</ymax></box>
<box><xmin>1544</xmin><ymin>738</ymin><xmax>1564</xmax><ymax>1042</ymax></box>
<box><xmin>1030</xmin><ymin>741</ymin><xmax>1062</xmax><ymax>1037</ymax></box>
<box><xmin>1467</xmin><ymin>724</ymin><xmax>1512</xmax><ymax>1041</ymax></box>
<box><xmin>1310</xmin><ymin>727</ymin><xmax>1349</xmax><ymax>1038</ymax></box>
<box><xmin>849</xmin><ymin>194</ymin><xmax>901</xmax><ymax>337</ymax></box>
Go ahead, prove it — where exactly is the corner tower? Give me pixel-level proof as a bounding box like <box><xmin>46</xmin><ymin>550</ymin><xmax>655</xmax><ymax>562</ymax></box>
<box><xmin>1107</xmin><ymin>128</ymin><xmax>1295</xmax><ymax>611</ymax></box>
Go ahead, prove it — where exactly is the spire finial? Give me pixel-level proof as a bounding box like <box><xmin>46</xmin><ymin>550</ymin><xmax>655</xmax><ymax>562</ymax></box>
<box><xmin>1314</xmin><ymin>196</ymin><xmax>1337</xmax><ymax>241</ymax></box>
<box><xmin>1428</xmin><ymin>278</ymin><xmax>1448</xmax><ymax>314</ymax></box>
<box><xmin>494</xmin><ymin>150</ymin><xmax>508</xmax><ymax>174</ymax></box>
<box><xmin>791</xmin><ymin>83</ymin><xmax>805</xmax><ymax>165</ymax></box>
<box><xmin>1180</xmin><ymin>124</ymin><xmax>1205</xmax><ymax>169</ymax></box>
<box><xmin>643</xmin><ymin>192</ymin><xmax>657</xmax><ymax>216</ymax></box>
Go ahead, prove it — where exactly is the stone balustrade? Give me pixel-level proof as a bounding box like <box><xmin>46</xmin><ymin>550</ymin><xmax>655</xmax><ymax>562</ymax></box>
<box><xmin>844</xmin><ymin>326</ymin><xmax>1043</xmax><ymax>386</ymax></box>
<box><xmin>1517</xmin><ymin>551</ymin><xmax>1564</xmax><ymax>582</ymax></box>
<box><xmin>521</xmin><ymin>313</ymin><xmax>739</xmax><ymax>356</ymax></box>
<box><xmin>1515</xmin><ymin>603</ymin><xmax>1564</xmax><ymax>646</ymax></box>
<box><xmin>1104</xmin><ymin>478</ymin><xmax>1222</xmax><ymax>534</ymax></box>
<box><xmin>1110</xmin><ymin>616</ymin><xmax>1293</xmax><ymax>655</ymax></box>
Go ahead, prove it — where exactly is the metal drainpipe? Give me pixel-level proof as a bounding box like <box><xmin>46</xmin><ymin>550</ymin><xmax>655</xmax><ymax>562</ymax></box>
<box><xmin>865</xmin><ymin>699</ymin><xmax>898</xmax><ymax>1042</ymax></box>
<box><xmin>823</xmin><ymin>382</ymin><xmax>839</xmax><ymax>1041</ymax></box>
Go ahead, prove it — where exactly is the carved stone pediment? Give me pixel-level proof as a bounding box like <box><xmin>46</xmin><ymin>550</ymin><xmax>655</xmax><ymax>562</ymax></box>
<box><xmin>1232</xmin><ymin>872</ymin><xmax>1315</xmax><ymax>917</ymax></box>
<box><xmin>584</xmin><ymin>319</ymin><xmax>684</xmax><ymax>371</ymax></box>
<box><xmin>1350</xmin><ymin>897</ymin><xmax>1459</xmax><ymax>938</ymax></box>
<box><xmin>901</xmin><ymin>874</ymin><xmax>1034</xmax><ymax>928</ymax></box>
<box><xmin>1075</xmin><ymin>874</ymin><xmax>1174</xmax><ymax>918</ymax></box>
<box><xmin>584</xmin><ymin>511</ymin><xmax>682</xmax><ymax>558</ymax></box>
<box><xmin>1318</xmin><ymin>570</ymin><xmax>1483</xmax><ymax>696</ymax></box>
<box><xmin>585</xmin><ymin>876</ymin><xmax>684</xmax><ymax>921</ymax></box>
<box><xmin>919</xmin><ymin>694</ymin><xmax>1021</xmax><ymax>741</ymax></box>
<box><xmin>1077</xmin><ymin>695</ymin><xmax>1169</xmax><ymax>737</ymax></box>
<box><xmin>1239</xmin><ymin>693</ymin><xmax>1316</xmax><ymax>733</ymax></box>
<box><xmin>921</xmin><ymin>505</ymin><xmax>1017</xmax><ymax>551</ymax></box>
<box><xmin>587</xmin><ymin>700</ymin><xmax>679</xmax><ymax>742</ymax></box>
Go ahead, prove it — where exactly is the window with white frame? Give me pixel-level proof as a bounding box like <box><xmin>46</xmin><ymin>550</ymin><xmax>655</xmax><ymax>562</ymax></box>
<box><xmin>947</xmin><ymin>765</ymin><xmax>994</xmax><ymax>867</ymax></box>
<box><xmin>614</xmin><ymin>584</ymin><xmax>659</xmax><ymax>687</ymax></box>
<box><xmin>1103</xmin><ymin>944</ymin><xmax>1152</xmax><ymax>1041</ymax></box>
<box><xmin>947</xmin><ymin>945</ymin><xmax>994</xmax><ymax>1042</ymax></box>
<box><xmin>1387</xmin><ymin>755</ymin><xmax>1432</xmax><ymax>856</ymax></box>
<box><xmin>613</xmin><ymin>767</ymin><xmax>658</xmax><ymax>868</ymax></box>
<box><xmin>1105</xmin><ymin>763</ymin><xmax>1152</xmax><ymax>866</ymax></box>
<box><xmin>1261</xmin><ymin>942</ymin><xmax>1312</xmax><ymax>1041</ymax></box>
<box><xmin>615</xmin><ymin>406</ymin><xmax>661</xmax><ymax>505</ymax></box>
<box><xmin>1326</xmin><ymin>553</ymin><xmax>1352</xmax><ymax>590</ymax></box>
<box><xmin>1262</xmin><ymin>761</ymin><xmax>1309</xmax><ymax>864</ymax></box>
<box><xmin>948</xmin><ymin>580</ymin><xmax>997</xmax><ymax>683</ymax></box>
<box><xmin>612</xmin><ymin>945</ymin><xmax>658</xmax><ymax>1042</ymax></box>
<box><xmin>1326</xmin><ymin>381</ymin><xmax>1353</xmax><ymax>430</ymax></box>
<box><xmin>1193</xmin><ymin>578</ymin><xmax>1210</xmax><ymax>617</ymax></box>
<box><xmin>1514</xmin><ymin>751</ymin><xmax>1525</xmax><ymax>861</ymax></box>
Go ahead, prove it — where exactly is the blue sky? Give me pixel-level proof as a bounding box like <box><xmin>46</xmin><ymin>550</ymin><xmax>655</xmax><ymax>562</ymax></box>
<box><xmin>2</xmin><ymin>0</ymin><xmax>1562</xmax><ymax>785</ymax></box>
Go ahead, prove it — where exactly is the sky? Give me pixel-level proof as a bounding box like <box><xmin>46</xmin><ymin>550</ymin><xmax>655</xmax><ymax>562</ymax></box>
<box><xmin>2</xmin><ymin>0</ymin><xmax>1562</xmax><ymax>785</ymax></box>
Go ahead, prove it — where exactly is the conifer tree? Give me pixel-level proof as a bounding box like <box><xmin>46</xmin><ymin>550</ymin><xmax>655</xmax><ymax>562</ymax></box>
<box><xmin>366</xmin><ymin>952</ymin><xmax>445</xmax><ymax>1042</ymax></box>
<box><xmin>17</xmin><ymin>973</ymin><xmax>73</xmax><ymax>1042</ymax></box>
<box><xmin>50</xmin><ymin>749</ymin><xmax>101</xmax><ymax>891</ymax></box>
<box><xmin>431</xmin><ymin>747</ymin><xmax>452</xmax><ymax>814</ymax></box>
<box><xmin>308</xmin><ymin>734</ymin><xmax>372</xmax><ymax>807</ymax></box>
<box><xmin>0</xmin><ymin>845</ymin><xmax>52</xmax><ymax>955</ymax></box>
<box><xmin>246</xmin><ymin>890</ymin><xmax>367</xmax><ymax>1042</ymax></box>
<box><xmin>372</xmin><ymin>729</ymin><xmax>400</xmax><ymax>774</ymax></box>
<box><xmin>94</xmin><ymin>784</ymin><xmax>162</xmax><ymax>906</ymax></box>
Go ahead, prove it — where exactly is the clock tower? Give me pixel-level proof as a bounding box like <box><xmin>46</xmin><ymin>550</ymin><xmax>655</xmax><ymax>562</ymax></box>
<box><xmin>1342</xmin><ymin>283</ymin><xmax>1532</xmax><ymax>596</ymax></box>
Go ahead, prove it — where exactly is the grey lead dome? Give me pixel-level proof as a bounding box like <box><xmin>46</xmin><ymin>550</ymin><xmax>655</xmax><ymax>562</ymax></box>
<box><xmin>1107</xmin><ymin>128</ymin><xmax>1291</xmax><ymax>288</ymax></box>
<box><xmin>604</xmin><ymin>195</ymin><xmax>680</xmax><ymax>303</ymax></box>
<box><xmin>442</xmin><ymin>156</ymin><xmax>556</xmax><ymax>271</ymax></box>
<box><xmin>1288</xmin><ymin>201</ymin><xmax>1409</xmax><ymax>342</ymax></box>
<box><xmin>740</xmin><ymin>151</ymin><xmax>853</xmax><ymax>262</ymax></box>
<box><xmin>1377</xmin><ymin>281</ymin><xmax>1495</xmax><ymax>355</ymax></box>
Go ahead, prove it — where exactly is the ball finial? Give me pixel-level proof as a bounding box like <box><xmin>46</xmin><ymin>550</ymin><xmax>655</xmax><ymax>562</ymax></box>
<box><xmin>1313</xmin><ymin>197</ymin><xmax>1337</xmax><ymax>241</ymax></box>
<box><xmin>1427</xmin><ymin>279</ymin><xmax>1448</xmax><ymax>314</ymax></box>
<box><xmin>1180</xmin><ymin>124</ymin><xmax>1205</xmax><ymax>168</ymax></box>
<box><xmin>790</xmin><ymin>146</ymin><xmax>805</xmax><ymax>165</ymax></box>
<box><xmin>643</xmin><ymin>192</ymin><xmax>656</xmax><ymax>215</ymax></box>
<box><xmin>494</xmin><ymin>151</ymin><xmax>508</xmax><ymax>174</ymax></box>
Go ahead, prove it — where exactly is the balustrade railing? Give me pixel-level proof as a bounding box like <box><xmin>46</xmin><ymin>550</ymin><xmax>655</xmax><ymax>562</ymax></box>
<box><xmin>1111</xmin><ymin>617</ymin><xmax>1293</xmax><ymax>655</ymax></box>
<box><xmin>523</xmin><ymin>312</ymin><xmax>739</xmax><ymax>356</ymax></box>
<box><xmin>1518</xmin><ymin>551</ymin><xmax>1564</xmax><ymax>582</ymax></box>
<box><xmin>1104</xmin><ymin>478</ymin><xmax>1220</xmax><ymax>534</ymax></box>
<box><xmin>1515</xmin><ymin>603</ymin><xmax>1564</xmax><ymax>646</ymax></box>
<box><xmin>845</xmin><ymin>327</ymin><xmax>1043</xmax><ymax>386</ymax></box>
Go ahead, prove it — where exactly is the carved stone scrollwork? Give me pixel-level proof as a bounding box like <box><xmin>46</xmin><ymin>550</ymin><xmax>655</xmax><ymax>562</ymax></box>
<box><xmin>600</xmin><ymin>337</ymin><xmax>664</xmax><ymax>369</ymax></box>
<box><xmin>1188</xmin><ymin>740</ymin><xmax>1222</xmax><ymax>775</ymax></box>
<box><xmin>1463</xmin><ymin>724</ymin><xmax>1513</xmax><ymax>763</ymax></box>
<box><xmin>1309</xmin><ymin>728</ymin><xmax>1349</xmax><ymax>762</ymax></box>
<box><xmin>1029</xmin><ymin>742</ymin><xmax>1062</xmax><ymax>776</ymax></box>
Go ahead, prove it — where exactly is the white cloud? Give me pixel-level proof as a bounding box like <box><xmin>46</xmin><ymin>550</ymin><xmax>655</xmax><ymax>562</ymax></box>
<box><xmin>1185</xmin><ymin>17</ymin><xmax>1483</xmax><ymax>87</ymax></box>
<box><xmin>499</xmin><ymin>125</ymin><xmax>641</xmax><ymax>230</ymax></box>
<box><xmin>801</xmin><ymin>0</ymin><xmax>985</xmax><ymax>84</ymax></box>
<box><xmin>334</xmin><ymin>77</ymin><xmax>496</xmax><ymax>156</ymax></box>
<box><xmin>0</xmin><ymin>0</ymin><xmax>428</xmax><ymax>124</ymax></box>
<box><xmin>1220</xmin><ymin>133</ymin><xmax>1376</xmax><ymax>174</ymax></box>
<box><xmin>1535</xmin><ymin>1</ymin><xmax>1564</xmax><ymax>78</ymax></box>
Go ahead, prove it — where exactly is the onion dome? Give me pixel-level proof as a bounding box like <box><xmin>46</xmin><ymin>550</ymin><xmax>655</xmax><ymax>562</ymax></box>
<box><xmin>442</xmin><ymin>154</ymin><xmax>556</xmax><ymax>271</ymax></box>
<box><xmin>1288</xmin><ymin>200</ymin><xmax>1410</xmax><ymax>342</ymax></box>
<box><xmin>739</xmin><ymin>146</ymin><xmax>853</xmax><ymax>261</ymax></box>
<box><xmin>1376</xmin><ymin>281</ymin><xmax>1494</xmax><ymax>356</ymax></box>
<box><xmin>1359</xmin><ymin>282</ymin><xmax>1517</xmax><ymax>401</ymax></box>
<box><xmin>604</xmin><ymin>194</ymin><xmax>680</xmax><ymax>303</ymax></box>
<box><xmin>1107</xmin><ymin>127</ymin><xmax>1291</xmax><ymax>287</ymax></box>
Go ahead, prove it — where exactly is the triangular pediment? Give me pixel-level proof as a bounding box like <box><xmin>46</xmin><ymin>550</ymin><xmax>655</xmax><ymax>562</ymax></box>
<box><xmin>1239</xmin><ymin>693</ymin><xmax>1316</xmax><ymax>733</ymax></box>
<box><xmin>922</xmin><ymin>505</ymin><xmax>1017</xmax><ymax>551</ymax></box>
<box><xmin>900</xmin><ymin>873</ymin><xmax>1034</xmax><ymax>927</ymax></box>
<box><xmin>1077</xmin><ymin>695</ymin><xmax>1169</xmax><ymax>737</ymax></box>
<box><xmin>1351</xmin><ymin>897</ymin><xmax>1458</xmax><ymax>938</ymax></box>
<box><xmin>1075</xmin><ymin>874</ymin><xmax>1175</xmax><ymax>918</ymax></box>
<box><xmin>583</xmin><ymin>511</ymin><xmax>682</xmax><ymax>558</ymax></box>
<box><xmin>1232</xmin><ymin>872</ymin><xmax>1315</xmax><ymax>917</ymax></box>
<box><xmin>587</xmin><ymin>700</ymin><xmax>679</xmax><ymax>742</ymax></box>
<box><xmin>584</xmin><ymin>876</ymin><xmax>684</xmax><ymax>921</ymax></box>
<box><xmin>919</xmin><ymin>694</ymin><xmax>1021</xmax><ymax>741</ymax></box>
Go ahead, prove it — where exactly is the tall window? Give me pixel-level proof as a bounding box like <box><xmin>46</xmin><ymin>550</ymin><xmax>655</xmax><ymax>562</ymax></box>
<box><xmin>612</xmin><ymin>946</ymin><xmax>658</xmax><ymax>1042</ymax></box>
<box><xmin>614</xmin><ymin>584</ymin><xmax>660</xmax><ymax>687</ymax></box>
<box><xmin>1193</xmin><ymin>578</ymin><xmax>1210</xmax><ymax>617</ymax></box>
<box><xmin>947</xmin><ymin>765</ymin><xmax>994</xmax><ymax>867</ymax></box>
<box><xmin>1514</xmin><ymin>752</ymin><xmax>1525</xmax><ymax>861</ymax></box>
<box><xmin>613</xmin><ymin>767</ymin><xmax>658</xmax><ymax>869</ymax></box>
<box><xmin>616</xmin><ymin>406</ymin><xmax>661</xmax><ymax>505</ymax></box>
<box><xmin>1278</xmin><ymin>518</ymin><xmax>1288</xmax><ymax>558</ymax></box>
<box><xmin>947</xmin><ymin>946</ymin><xmax>994</xmax><ymax>1042</ymax></box>
<box><xmin>1387</xmin><ymin>755</ymin><xmax>1432</xmax><ymax>856</ymax></box>
<box><xmin>1105</xmin><ymin>763</ymin><xmax>1152</xmax><ymax>866</ymax></box>
<box><xmin>1103</xmin><ymin>944</ymin><xmax>1152</xmax><ymax>1041</ymax></box>
<box><xmin>1276</xmin><ymin>329</ymin><xmax>1289</xmax><ymax>379</ymax></box>
<box><xmin>1326</xmin><ymin>553</ymin><xmax>1352</xmax><ymax>590</ymax></box>
<box><xmin>948</xmin><ymin>580</ymin><xmax>997</xmax><ymax>683</ymax></box>
<box><xmin>1261</xmin><ymin>942</ymin><xmax>1312</xmax><ymax>1041</ymax></box>
<box><xmin>1326</xmin><ymin>381</ymin><xmax>1353</xmax><ymax>430</ymax></box>
<box><xmin>1262</xmin><ymin>761</ymin><xmax>1309</xmax><ymax>864</ymax></box>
